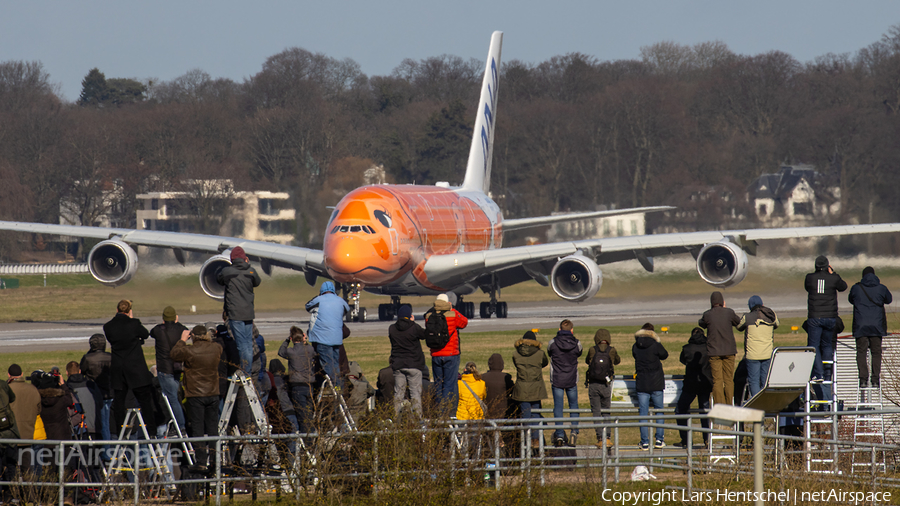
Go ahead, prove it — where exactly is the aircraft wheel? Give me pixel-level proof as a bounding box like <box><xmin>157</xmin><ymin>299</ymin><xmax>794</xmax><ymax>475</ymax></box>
<box><xmin>466</xmin><ymin>302</ymin><xmax>475</xmax><ymax>319</ymax></box>
<box><xmin>357</xmin><ymin>307</ymin><xmax>367</xmax><ymax>322</ymax></box>
<box><xmin>345</xmin><ymin>312</ymin><xmax>353</xmax><ymax>323</ymax></box>
<box><xmin>479</xmin><ymin>302</ymin><xmax>491</xmax><ymax>319</ymax></box>
<box><xmin>497</xmin><ymin>301</ymin><xmax>508</xmax><ymax>319</ymax></box>
<box><xmin>378</xmin><ymin>304</ymin><xmax>388</xmax><ymax>321</ymax></box>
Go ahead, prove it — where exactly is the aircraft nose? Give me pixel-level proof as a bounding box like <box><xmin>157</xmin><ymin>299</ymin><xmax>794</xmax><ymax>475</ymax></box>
<box><xmin>324</xmin><ymin>234</ymin><xmax>394</xmax><ymax>284</ymax></box>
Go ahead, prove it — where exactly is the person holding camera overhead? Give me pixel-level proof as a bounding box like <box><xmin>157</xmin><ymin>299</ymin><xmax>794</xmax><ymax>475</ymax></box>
<box><xmin>278</xmin><ymin>326</ymin><xmax>318</xmax><ymax>434</ymax></box>
<box><xmin>103</xmin><ymin>299</ymin><xmax>155</xmax><ymax>435</ymax></box>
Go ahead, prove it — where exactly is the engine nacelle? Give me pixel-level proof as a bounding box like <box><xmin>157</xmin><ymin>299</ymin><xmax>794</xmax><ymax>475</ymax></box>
<box><xmin>696</xmin><ymin>240</ymin><xmax>749</xmax><ymax>288</ymax></box>
<box><xmin>87</xmin><ymin>238</ymin><xmax>138</xmax><ymax>287</ymax></box>
<box><xmin>199</xmin><ymin>253</ymin><xmax>232</xmax><ymax>300</ymax></box>
<box><xmin>550</xmin><ymin>253</ymin><xmax>603</xmax><ymax>302</ymax></box>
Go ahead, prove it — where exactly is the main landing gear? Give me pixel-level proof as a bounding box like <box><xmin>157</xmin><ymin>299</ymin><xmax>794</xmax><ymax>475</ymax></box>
<box><xmin>477</xmin><ymin>277</ymin><xmax>508</xmax><ymax>319</ymax></box>
<box><xmin>342</xmin><ymin>283</ymin><xmax>367</xmax><ymax>322</ymax></box>
<box><xmin>377</xmin><ymin>296</ymin><xmax>402</xmax><ymax>322</ymax></box>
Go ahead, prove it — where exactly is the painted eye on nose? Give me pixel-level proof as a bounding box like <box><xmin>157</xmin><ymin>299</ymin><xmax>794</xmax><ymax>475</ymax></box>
<box><xmin>374</xmin><ymin>210</ymin><xmax>392</xmax><ymax>228</ymax></box>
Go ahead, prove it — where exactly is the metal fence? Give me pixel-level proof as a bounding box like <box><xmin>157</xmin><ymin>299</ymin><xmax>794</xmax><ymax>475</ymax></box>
<box><xmin>2</xmin><ymin>409</ymin><xmax>899</xmax><ymax>506</ymax></box>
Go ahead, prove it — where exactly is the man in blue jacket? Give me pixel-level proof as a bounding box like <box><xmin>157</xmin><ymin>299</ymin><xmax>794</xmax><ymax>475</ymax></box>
<box><xmin>849</xmin><ymin>266</ymin><xmax>893</xmax><ymax>388</ymax></box>
<box><xmin>306</xmin><ymin>281</ymin><xmax>350</xmax><ymax>389</ymax></box>
<box><xmin>547</xmin><ymin>319</ymin><xmax>582</xmax><ymax>447</ymax></box>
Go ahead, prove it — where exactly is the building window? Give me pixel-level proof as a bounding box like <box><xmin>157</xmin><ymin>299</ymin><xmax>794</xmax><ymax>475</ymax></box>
<box><xmin>151</xmin><ymin>199</ymin><xmax>159</xmax><ymax>211</ymax></box>
<box><xmin>603</xmin><ymin>220</ymin><xmax>610</xmax><ymax>235</ymax></box>
<box><xmin>631</xmin><ymin>221</ymin><xmax>638</xmax><ymax>235</ymax></box>
<box><xmin>258</xmin><ymin>198</ymin><xmax>284</xmax><ymax>216</ymax></box>
<box><xmin>758</xmin><ymin>204</ymin><xmax>767</xmax><ymax>217</ymax></box>
<box><xmin>793</xmin><ymin>202</ymin><xmax>812</xmax><ymax>216</ymax></box>
<box><xmin>616</xmin><ymin>220</ymin><xmax>624</xmax><ymax>236</ymax></box>
<box><xmin>143</xmin><ymin>219</ymin><xmax>151</xmax><ymax>230</ymax></box>
<box><xmin>259</xmin><ymin>219</ymin><xmax>295</xmax><ymax>236</ymax></box>
<box><xmin>232</xmin><ymin>220</ymin><xmax>244</xmax><ymax>237</ymax></box>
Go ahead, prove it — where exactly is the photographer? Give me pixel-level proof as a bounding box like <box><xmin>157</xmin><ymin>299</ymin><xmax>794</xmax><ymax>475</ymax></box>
<box><xmin>103</xmin><ymin>300</ymin><xmax>155</xmax><ymax>434</ymax></box>
<box><xmin>170</xmin><ymin>325</ymin><xmax>223</xmax><ymax>471</ymax></box>
<box><xmin>149</xmin><ymin>306</ymin><xmax>189</xmax><ymax>433</ymax></box>
<box><xmin>278</xmin><ymin>326</ymin><xmax>317</xmax><ymax>434</ymax></box>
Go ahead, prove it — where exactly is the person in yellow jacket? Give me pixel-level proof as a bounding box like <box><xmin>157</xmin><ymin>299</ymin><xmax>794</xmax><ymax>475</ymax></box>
<box><xmin>457</xmin><ymin>362</ymin><xmax>487</xmax><ymax>420</ymax></box>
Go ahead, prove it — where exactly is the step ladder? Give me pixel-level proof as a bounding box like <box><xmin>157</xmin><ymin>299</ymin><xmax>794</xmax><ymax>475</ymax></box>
<box><xmin>805</xmin><ymin>358</ymin><xmax>838</xmax><ymax>473</ymax></box>
<box><xmin>852</xmin><ymin>384</ymin><xmax>885</xmax><ymax>473</ymax></box>
<box><xmin>315</xmin><ymin>374</ymin><xmax>357</xmax><ymax>434</ymax></box>
<box><xmin>708</xmin><ymin>397</ymin><xmax>738</xmax><ymax>465</ymax></box>
<box><xmin>160</xmin><ymin>392</ymin><xmax>195</xmax><ymax>467</ymax></box>
<box><xmin>218</xmin><ymin>370</ymin><xmax>276</xmax><ymax>468</ymax></box>
<box><xmin>100</xmin><ymin>408</ymin><xmax>176</xmax><ymax>502</ymax></box>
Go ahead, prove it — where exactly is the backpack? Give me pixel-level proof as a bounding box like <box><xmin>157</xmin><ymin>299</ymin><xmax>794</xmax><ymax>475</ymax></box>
<box><xmin>424</xmin><ymin>310</ymin><xmax>451</xmax><ymax>349</ymax></box>
<box><xmin>588</xmin><ymin>345</ymin><xmax>612</xmax><ymax>384</ymax></box>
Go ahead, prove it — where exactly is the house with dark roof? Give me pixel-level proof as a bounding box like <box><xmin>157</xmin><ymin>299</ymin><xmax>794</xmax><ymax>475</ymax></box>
<box><xmin>748</xmin><ymin>165</ymin><xmax>840</xmax><ymax>226</ymax></box>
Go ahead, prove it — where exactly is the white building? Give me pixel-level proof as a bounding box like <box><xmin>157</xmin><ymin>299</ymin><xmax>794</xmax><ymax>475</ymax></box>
<box><xmin>748</xmin><ymin>165</ymin><xmax>841</xmax><ymax>226</ymax></box>
<box><xmin>546</xmin><ymin>210</ymin><xmax>646</xmax><ymax>242</ymax></box>
<box><xmin>136</xmin><ymin>183</ymin><xmax>296</xmax><ymax>244</ymax></box>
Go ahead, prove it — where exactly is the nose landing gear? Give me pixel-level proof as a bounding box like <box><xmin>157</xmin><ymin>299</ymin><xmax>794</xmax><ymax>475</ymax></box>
<box><xmin>341</xmin><ymin>283</ymin><xmax>367</xmax><ymax>322</ymax></box>
<box><xmin>378</xmin><ymin>296</ymin><xmax>402</xmax><ymax>321</ymax></box>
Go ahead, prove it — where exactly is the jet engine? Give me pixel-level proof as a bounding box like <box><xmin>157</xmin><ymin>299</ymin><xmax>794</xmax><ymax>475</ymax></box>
<box><xmin>696</xmin><ymin>240</ymin><xmax>749</xmax><ymax>288</ymax></box>
<box><xmin>199</xmin><ymin>253</ymin><xmax>232</xmax><ymax>300</ymax></box>
<box><xmin>550</xmin><ymin>253</ymin><xmax>603</xmax><ymax>302</ymax></box>
<box><xmin>87</xmin><ymin>238</ymin><xmax>138</xmax><ymax>287</ymax></box>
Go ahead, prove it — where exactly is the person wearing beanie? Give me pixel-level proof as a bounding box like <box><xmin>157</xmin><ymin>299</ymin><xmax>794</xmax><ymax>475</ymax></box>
<box><xmin>698</xmin><ymin>292</ymin><xmax>740</xmax><ymax>407</ymax></box>
<box><xmin>388</xmin><ymin>304</ymin><xmax>427</xmax><ymax>418</ymax></box>
<box><xmin>585</xmin><ymin>328</ymin><xmax>621</xmax><ymax>449</ymax></box>
<box><xmin>632</xmin><ymin>324</ymin><xmax>668</xmax><ymax>449</ymax></box>
<box><xmin>170</xmin><ymin>324</ymin><xmax>223</xmax><ymax>471</ymax></box>
<box><xmin>849</xmin><ymin>266</ymin><xmax>893</xmax><ymax>388</ymax></box>
<box><xmin>737</xmin><ymin>295</ymin><xmax>779</xmax><ymax>397</ymax></box>
<box><xmin>104</xmin><ymin>299</ymin><xmax>156</xmax><ymax>436</ymax></box>
<box><xmin>511</xmin><ymin>329</ymin><xmax>549</xmax><ymax>448</ymax></box>
<box><xmin>149</xmin><ymin>305</ymin><xmax>189</xmax><ymax>433</ymax></box>
<box><xmin>804</xmin><ymin>255</ymin><xmax>847</xmax><ymax>400</ymax></box>
<box><xmin>305</xmin><ymin>281</ymin><xmax>351</xmax><ymax>390</ymax></box>
<box><xmin>217</xmin><ymin>245</ymin><xmax>262</xmax><ymax>374</ymax></box>
<box><xmin>548</xmin><ymin>319</ymin><xmax>583</xmax><ymax>447</ymax></box>
<box><xmin>424</xmin><ymin>293</ymin><xmax>468</xmax><ymax>413</ymax></box>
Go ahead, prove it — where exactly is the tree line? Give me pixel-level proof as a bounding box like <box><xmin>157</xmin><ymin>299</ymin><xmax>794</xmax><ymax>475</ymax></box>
<box><xmin>0</xmin><ymin>26</ymin><xmax>899</xmax><ymax>259</ymax></box>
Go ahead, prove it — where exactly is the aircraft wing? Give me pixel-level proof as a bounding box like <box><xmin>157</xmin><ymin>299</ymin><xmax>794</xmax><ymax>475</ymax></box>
<box><xmin>422</xmin><ymin>223</ymin><xmax>900</xmax><ymax>287</ymax></box>
<box><xmin>502</xmin><ymin>206</ymin><xmax>674</xmax><ymax>232</ymax></box>
<box><xmin>0</xmin><ymin>221</ymin><xmax>326</xmax><ymax>274</ymax></box>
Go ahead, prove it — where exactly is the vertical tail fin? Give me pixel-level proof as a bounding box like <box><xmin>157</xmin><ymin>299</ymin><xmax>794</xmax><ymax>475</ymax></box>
<box><xmin>461</xmin><ymin>31</ymin><xmax>502</xmax><ymax>194</ymax></box>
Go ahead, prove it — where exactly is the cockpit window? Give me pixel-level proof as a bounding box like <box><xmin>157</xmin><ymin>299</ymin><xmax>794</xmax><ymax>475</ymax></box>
<box><xmin>350</xmin><ymin>225</ymin><xmax>361</xmax><ymax>233</ymax></box>
<box><xmin>328</xmin><ymin>208</ymin><xmax>339</xmax><ymax>226</ymax></box>
<box><xmin>331</xmin><ymin>226</ymin><xmax>339</xmax><ymax>234</ymax></box>
<box><xmin>339</xmin><ymin>225</ymin><xmax>349</xmax><ymax>232</ymax></box>
<box><xmin>374</xmin><ymin>210</ymin><xmax>392</xmax><ymax>228</ymax></box>
<box><xmin>364</xmin><ymin>226</ymin><xmax>374</xmax><ymax>234</ymax></box>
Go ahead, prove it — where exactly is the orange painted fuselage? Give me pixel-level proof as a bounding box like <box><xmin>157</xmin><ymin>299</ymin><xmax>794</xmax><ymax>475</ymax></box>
<box><xmin>323</xmin><ymin>185</ymin><xmax>502</xmax><ymax>294</ymax></box>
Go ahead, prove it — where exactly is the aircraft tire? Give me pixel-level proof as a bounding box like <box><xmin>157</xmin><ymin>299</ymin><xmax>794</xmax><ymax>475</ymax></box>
<box><xmin>479</xmin><ymin>302</ymin><xmax>491</xmax><ymax>319</ymax></box>
<box><xmin>497</xmin><ymin>302</ymin><xmax>508</xmax><ymax>319</ymax></box>
<box><xmin>358</xmin><ymin>307</ymin><xmax>367</xmax><ymax>322</ymax></box>
<box><xmin>378</xmin><ymin>304</ymin><xmax>388</xmax><ymax>321</ymax></box>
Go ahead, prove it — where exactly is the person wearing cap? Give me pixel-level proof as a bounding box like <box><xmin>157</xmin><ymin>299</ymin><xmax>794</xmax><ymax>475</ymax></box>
<box><xmin>585</xmin><ymin>328</ymin><xmax>621</xmax><ymax>449</ymax></box>
<box><xmin>699</xmin><ymin>291</ymin><xmax>740</xmax><ymax>407</ymax></box>
<box><xmin>388</xmin><ymin>304</ymin><xmax>426</xmax><ymax>418</ymax></box>
<box><xmin>737</xmin><ymin>295</ymin><xmax>779</xmax><ymax>398</ymax></box>
<box><xmin>511</xmin><ymin>329</ymin><xmax>549</xmax><ymax>447</ymax></box>
<box><xmin>149</xmin><ymin>306</ymin><xmax>189</xmax><ymax>432</ymax></box>
<box><xmin>103</xmin><ymin>299</ymin><xmax>156</xmax><ymax>434</ymax></box>
<box><xmin>8</xmin><ymin>363</ymin><xmax>40</xmax><ymax>472</ymax></box>
<box><xmin>170</xmin><ymin>325</ymin><xmax>223</xmax><ymax>471</ymax></box>
<box><xmin>305</xmin><ymin>281</ymin><xmax>350</xmax><ymax>389</ymax></box>
<box><xmin>849</xmin><ymin>266</ymin><xmax>893</xmax><ymax>388</ymax></box>
<box><xmin>217</xmin><ymin>245</ymin><xmax>262</xmax><ymax>374</ymax></box>
<box><xmin>424</xmin><ymin>293</ymin><xmax>469</xmax><ymax>412</ymax></box>
<box><xmin>804</xmin><ymin>255</ymin><xmax>847</xmax><ymax>399</ymax></box>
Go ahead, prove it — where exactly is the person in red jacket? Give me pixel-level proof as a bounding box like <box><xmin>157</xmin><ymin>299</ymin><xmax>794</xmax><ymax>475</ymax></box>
<box><xmin>425</xmin><ymin>293</ymin><xmax>468</xmax><ymax>414</ymax></box>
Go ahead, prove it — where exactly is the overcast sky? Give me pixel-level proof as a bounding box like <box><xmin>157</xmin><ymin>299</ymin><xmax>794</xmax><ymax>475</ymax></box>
<box><xmin>3</xmin><ymin>1</ymin><xmax>897</xmax><ymax>102</ymax></box>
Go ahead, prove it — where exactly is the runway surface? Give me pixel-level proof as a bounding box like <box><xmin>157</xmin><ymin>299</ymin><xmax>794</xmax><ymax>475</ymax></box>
<box><xmin>0</xmin><ymin>290</ymin><xmax>813</xmax><ymax>353</ymax></box>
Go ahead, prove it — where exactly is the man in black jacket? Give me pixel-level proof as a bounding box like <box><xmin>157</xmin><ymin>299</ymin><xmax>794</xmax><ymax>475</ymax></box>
<box><xmin>804</xmin><ymin>255</ymin><xmax>847</xmax><ymax>400</ymax></box>
<box><xmin>849</xmin><ymin>266</ymin><xmax>893</xmax><ymax>388</ymax></box>
<box><xmin>675</xmin><ymin>328</ymin><xmax>712</xmax><ymax>448</ymax></box>
<box><xmin>388</xmin><ymin>304</ymin><xmax>426</xmax><ymax>418</ymax></box>
<box><xmin>548</xmin><ymin>319</ymin><xmax>583</xmax><ymax>446</ymax></box>
<box><xmin>149</xmin><ymin>306</ymin><xmax>188</xmax><ymax>432</ymax></box>
<box><xmin>217</xmin><ymin>246</ymin><xmax>261</xmax><ymax>374</ymax></box>
<box><xmin>103</xmin><ymin>300</ymin><xmax>155</xmax><ymax>435</ymax></box>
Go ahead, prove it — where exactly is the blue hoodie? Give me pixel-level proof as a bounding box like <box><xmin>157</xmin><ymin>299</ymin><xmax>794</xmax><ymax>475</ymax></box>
<box><xmin>849</xmin><ymin>272</ymin><xmax>893</xmax><ymax>337</ymax></box>
<box><xmin>305</xmin><ymin>281</ymin><xmax>350</xmax><ymax>346</ymax></box>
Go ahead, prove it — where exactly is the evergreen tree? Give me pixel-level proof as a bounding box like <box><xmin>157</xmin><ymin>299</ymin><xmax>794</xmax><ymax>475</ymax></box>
<box><xmin>78</xmin><ymin>68</ymin><xmax>108</xmax><ymax>106</ymax></box>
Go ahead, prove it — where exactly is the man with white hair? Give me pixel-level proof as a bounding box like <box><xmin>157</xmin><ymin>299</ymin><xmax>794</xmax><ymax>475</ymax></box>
<box><xmin>424</xmin><ymin>293</ymin><xmax>468</xmax><ymax>412</ymax></box>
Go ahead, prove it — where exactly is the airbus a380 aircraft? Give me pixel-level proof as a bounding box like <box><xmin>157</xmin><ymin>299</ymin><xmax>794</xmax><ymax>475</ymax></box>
<box><xmin>1</xmin><ymin>31</ymin><xmax>899</xmax><ymax>322</ymax></box>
